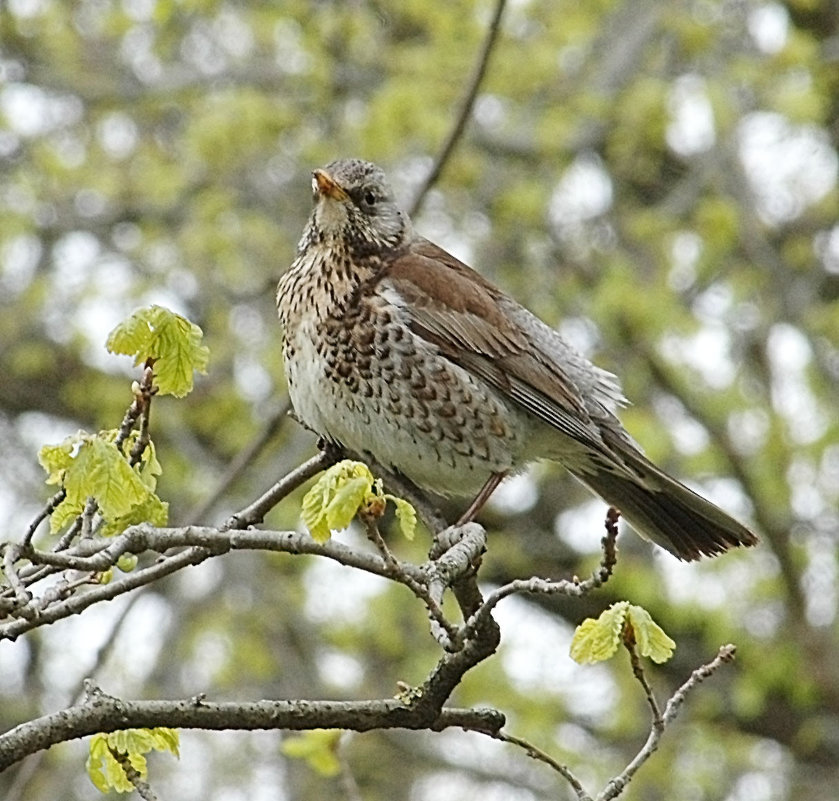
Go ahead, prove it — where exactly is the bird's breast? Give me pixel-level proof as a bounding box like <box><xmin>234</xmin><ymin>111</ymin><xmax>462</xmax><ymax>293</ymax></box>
<box><xmin>280</xmin><ymin>284</ymin><xmax>529</xmax><ymax>495</ymax></box>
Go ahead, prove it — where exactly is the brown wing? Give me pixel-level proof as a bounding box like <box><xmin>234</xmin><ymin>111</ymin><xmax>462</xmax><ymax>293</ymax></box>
<box><xmin>377</xmin><ymin>238</ymin><xmax>607</xmax><ymax>449</ymax></box>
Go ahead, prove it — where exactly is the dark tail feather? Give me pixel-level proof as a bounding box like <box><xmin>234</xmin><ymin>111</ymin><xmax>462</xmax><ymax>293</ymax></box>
<box><xmin>572</xmin><ymin>455</ymin><xmax>759</xmax><ymax>561</ymax></box>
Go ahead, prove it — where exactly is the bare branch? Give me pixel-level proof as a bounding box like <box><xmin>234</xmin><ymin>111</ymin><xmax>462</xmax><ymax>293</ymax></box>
<box><xmin>21</xmin><ymin>489</ymin><xmax>65</xmax><ymax>549</ymax></box>
<box><xmin>225</xmin><ymin>447</ymin><xmax>338</xmax><ymax>529</ymax></box>
<box><xmin>362</xmin><ymin>516</ymin><xmax>461</xmax><ymax>648</ymax></box>
<box><xmin>465</xmin><ymin>511</ymin><xmax>619</xmax><ymax>634</ymax></box>
<box><xmin>623</xmin><ymin>630</ymin><xmax>663</xmax><ymax>727</ymax></box>
<box><xmin>661</xmin><ymin>644</ymin><xmax>737</xmax><ymax>726</ymax></box>
<box><xmin>1</xmin><ymin>524</ymin><xmax>433</xmax><ymax>640</ymax></box>
<box><xmin>0</xmin><ymin>691</ymin><xmax>505</xmax><ymax>773</ymax></box>
<box><xmin>109</xmin><ymin>747</ymin><xmax>160</xmax><ymax>801</ymax></box>
<box><xmin>408</xmin><ymin>0</ymin><xmax>508</xmax><ymax>216</ymax></box>
<box><xmin>492</xmin><ymin>731</ymin><xmax>591</xmax><ymax>801</ymax></box>
<box><xmin>124</xmin><ymin>363</ymin><xmax>157</xmax><ymax>466</ymax></box>
<box><xmin>596</xmin><ymin>645</ymin><xmax>737</xmax><ymax>801</ymax></box>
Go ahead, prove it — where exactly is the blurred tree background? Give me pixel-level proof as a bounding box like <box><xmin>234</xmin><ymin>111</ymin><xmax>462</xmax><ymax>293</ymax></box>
<box><xmin>1</xmin><ymin>0</ymin><xmax>838</xmax><ymax>798</ymax></box>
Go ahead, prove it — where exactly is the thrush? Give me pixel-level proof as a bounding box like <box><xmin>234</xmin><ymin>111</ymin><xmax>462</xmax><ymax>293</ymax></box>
<box><xmin>276</xmin><ymin>158</ymin><xmax>759</xmax><ymax>561</ymax></box>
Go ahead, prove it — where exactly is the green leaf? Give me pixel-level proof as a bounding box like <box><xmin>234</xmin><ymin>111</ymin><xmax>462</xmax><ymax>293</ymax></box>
<box><xmin>106</xmin><ymin>311</ymin><xmax>154</xmax><ymax>365</ymax></box>
<box><xmin>37</xmin><ymin>437</ymin><xmax>76</xmax><ymax>485</ymax></box>
<box><xmin>301</xmin><ymin>460</ymin><xmax>419</xmax><ymax>543</ymax></box>
<box><xmin>117</xmin><ymin>554</ymin><xmax>138</xmax><ymax>572</ymax></box>
<box><xmin>147</xmin><ymin>726</ymin><xmax>180</xmax><ymax>757</ymax></box>
<box><xmin>77</xmin><ymin>438</ymin><xmax>150</xmax><ymax>520</ymax></box>
<box><xmin>301</xmin><ymin>461</ymin><xmax>375</xmax><ymax>542</ymax></box>
<box><xmin>570</xmin><ymin>601</ymin><xmax>629</xmax><ymax>664</ymax></box>
<box><xmin>301</xmin><ymin>494</ymin><xmax>332</xmax><ymax>543</ymax></box>
<box><xmin>570</xmin><ymin>602</ymin><xmax>676</xmax><ymax>665</ymax></box>
<box><xmin>389</xmin><ymin>495</ymin><xmax>417</xmax><ymax>541</ymax></box>
<box><xmin>49</xmin><ymin>495</ymin><xmax>86</xmax><ymax>534</ymax></box>
<box><xmin>325</xmin><ymin>475</ymin><xmax>373</xmax><ymax>530</ymax></box>
<box><xmin>626</xmin><ymin>604</ymin><xmax>676</xmax><ymax>664</ymax></box>
<box><xmin>106</xmin><ymin>305</ymin><xmax>209</xmax><ymax>397</ymax></box>
<box><xmin>150</xmin><ymin>307</ymin><xmax>210</xmax><ymax>397</ymax></box>
<box><xmin>41</xmin><ymin>431</ymin><xmax>168</xmax><ymax>536</ymax></box>
<box><xmin>281</xmin><ymin>730</ymin><xmax>341</xmax><ymax>777</ymax></box>
<box><xmin>87</xmin><ymin>728</ymin><xmax>180</xmax><ymax>795</ymax></box>
<box><xmin>100</xmin><ymin>493</ymin><xmax>169</xmax><ymax>537</ymax></box>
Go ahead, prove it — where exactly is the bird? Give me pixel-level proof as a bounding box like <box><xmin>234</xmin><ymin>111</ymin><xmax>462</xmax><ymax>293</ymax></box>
<box><xmin>276</xmin><ymin>158</ymin><xmax>759</xmax><ymax>561</ymax></box>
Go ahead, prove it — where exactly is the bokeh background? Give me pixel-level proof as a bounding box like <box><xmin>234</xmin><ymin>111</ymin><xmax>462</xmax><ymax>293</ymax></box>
<box><xmin>1</xmin><ymin>0</ymin><xmax>838</xmax><ymax>798</ymax></box>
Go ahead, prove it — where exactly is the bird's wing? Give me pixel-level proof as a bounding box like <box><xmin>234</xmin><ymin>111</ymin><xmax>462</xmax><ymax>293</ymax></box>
<box><xmin>377</xmin><ymin>238</ymin><xmax>610</xmax><ymax>448</ymax></box>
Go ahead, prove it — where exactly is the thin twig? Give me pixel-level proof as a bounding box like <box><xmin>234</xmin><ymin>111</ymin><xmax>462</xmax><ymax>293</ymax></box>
<box><xmin>492</xmin><ymin>731</ymin><xmax>591</xmax><ymax>801</ymax></box>
<box><xmin>181</xmin><ymin>398</ymin><xmax>292</xmax><ymax>525</ymax></box>
<box><xmin>661</xmin><ymin>644</ymin><xmax>736</xmax><ymax>726</ymax></box>
<box><xmin>21</xmin><ymin>489</ymin><xmax>66</xmax><ymax>548</ymax></box>
<box><xmin>465</xmin><ymin>512</ymin><xmax>619</xmax><ymax>635</ymax></box>
<box><xmin>596</xmin><ymin>645</ymin><xmax>737</xmax><ymax>801</ymax></box>
<box><xmin>114</xmin><ymin>368</ymin><xmax>149</xmax><ymax>453</ymax></box>
<box><xmin>1</xmin><ymin>525</ymin><xmax>435</xmax><ymax>639</ymax></box>
<box><xmin>109</xmin><ymin>747</ymin><xmax>159</xmax><ymax>801</ymax></box>
<box><xmin>408</xmin><ymin>0</ymin><xmax>508</xmax><ymax>216</ymax></box>
<box><xmin>225</xmin><ymin>447</ymin><xmax>338</xmax><ymax>529</ymax></box>
<box><xmin>127</xmin><ymin>364</ymin><xmax>157</xmax><ymax>466</ymax></box>
<box><xmin>362</xmin><ymin>517</ymin><xmax>460</xmax><ymax>648</ymax></box>
<box><xmin>1</xmin><ymin>545</ymin><xmax>30</xmax><ymax>608</ymax></box>
<box><xmin>623</xmin><ymin>630</ymin><xmax>662</xmax><ymax>726</ymax></box>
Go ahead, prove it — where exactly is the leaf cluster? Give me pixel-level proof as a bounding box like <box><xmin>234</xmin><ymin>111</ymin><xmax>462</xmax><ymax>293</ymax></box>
<box><xmin>87</xmin><ymin>728</ymin><xmax>180</xmax><ymax>794</ymax></box>
<box><xmin>571</xmin><ymin>601</ymin><xmax>676</xmax><ymax>665</ymax></box>
<box><xmin>301</xmin><ymin>460</ymin><xmax>417</xmax><ymax>543</ymax></box>
<box><xmin>38</xmin><ymin>431</ymin><xmax>168</xmax><ymax>536</ymax></box>
<box><xmin>106</xmin><ymin>305</ymin><xmax>209</xmax><ymax>398</ymax></box>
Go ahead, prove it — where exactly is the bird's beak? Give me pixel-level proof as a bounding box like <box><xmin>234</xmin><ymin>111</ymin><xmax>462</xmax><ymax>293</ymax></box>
<box><xmin>312</xmin><ymin>169</ymin><xmax>348</xmax><ymax>201</ymax></box>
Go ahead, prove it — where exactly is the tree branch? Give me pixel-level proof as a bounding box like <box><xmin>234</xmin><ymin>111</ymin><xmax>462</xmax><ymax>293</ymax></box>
<box><xmin>493</xmin><ymin>730</ymin><xmax>591</xmax><ymax>800</ymax></box>
<box><xmin>596</xmin><ymin>645</ymin><xmax>737</xmax><ymax>801</ymax></box>
<box><xmin>225</xmin><ymin>447</ymin><xmax>339</xmax><ymax>529</ymax></box>
<box><xmin>0</xmin><ymin>691</ymin><xmax>505</xmax><ymax>773</ymax></box>
<box><xmin>466</xmin><ymin>510</ymin><xmax>618</xmax><ymax>634</ymax></box>
<box><xmin>408</xmin><ymin>0</ymin><xmax>508</xmax><ymax>216</ymax></box>
<box><xmin>1</xmin><ymin>524</ymin><xmax>432</xmax><ymax>640</ymax></box>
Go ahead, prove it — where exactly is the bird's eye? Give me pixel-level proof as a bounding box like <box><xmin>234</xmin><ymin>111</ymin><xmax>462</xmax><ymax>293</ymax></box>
<box><xmin>363</xmin><ymin>191</ymin><xmax>377</xmax><ymax>207</ymax></box>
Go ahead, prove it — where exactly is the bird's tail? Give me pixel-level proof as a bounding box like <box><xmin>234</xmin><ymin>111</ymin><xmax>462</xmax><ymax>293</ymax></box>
<box><xmin>571</xmin><ymin>450</ymin><xmax>759</xmax><ymax>561</ymax></box>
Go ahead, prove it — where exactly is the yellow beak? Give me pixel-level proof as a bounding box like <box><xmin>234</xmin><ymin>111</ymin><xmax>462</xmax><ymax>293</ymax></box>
<box><xmin>312</xmin><ymin>169</ymin><xmax>349</xmax><ymax>201</ymax></box>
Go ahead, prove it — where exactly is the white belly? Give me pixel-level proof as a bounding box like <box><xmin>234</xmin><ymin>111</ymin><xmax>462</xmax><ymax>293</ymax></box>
<box><xmin>285</xmin><ymin>328</ymin><xmax>524</xmax><ymax>496</ymax></box>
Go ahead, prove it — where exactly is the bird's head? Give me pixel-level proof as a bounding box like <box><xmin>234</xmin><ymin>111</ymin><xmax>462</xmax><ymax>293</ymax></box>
<box><xmin>309</xmin><ymin>159</ymin><xmax>412</xmax><ymax>253</ymax></box>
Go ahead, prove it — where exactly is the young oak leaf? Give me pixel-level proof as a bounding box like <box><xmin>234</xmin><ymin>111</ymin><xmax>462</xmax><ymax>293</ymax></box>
<box><xmin>302</xmin><ymin>462</ymin><xmax>374</xmax><ymax>543</ymax></box>
<box><xmin>106</xmin><ymin>305</ymin><xmax>209</xmax><ymax>397</ymax></box>
<box><xmin>87</xmin><ymin>728</ymin><xmax>179</xmax><ymax>794</ymax></box>
<box><xmin>325</xmin><ymin>475</ymin><xmax>374</xmax><ymax>532</ymax></box>
<box><xmin>37</xmin><ymin>437</ymin><xmax>76</xmax><ymax>485</ymax></box>
<box><xmin>40</xmin><ymin>431</ymin><xmax>168</xmax><ymax>535</ymax></box>
<box><xmin>388</xmin><ymin>495</ymin><xmax>417</xmax><ymax>541</ymax></box>
<box><xmin>570</xmin><ymin>601</ymin><xmax>629</xmax><ymax>664</ymax></box>
<box><xmin>100</xmin><ymin>493</ymin><xmax>169</xmax><ymax>538</ymax></box>
<box><xmin>626</xmin><ymin>604</ymin><xmax>676</xmax><ymax>664</ymax></box>
<box><xmin>570</xmin><ymin>601</ymin><xmax>676</xmax><ymax>665</ymax></box>
<box><xmin>301</xmin><ymin>460</ymin><xmax>417</xmax><ymax>542</ymax></box>
<box><xmin>150</xmin><ymin>307</ymin><xmax>210</xmax><ymax>397</ymax></box>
